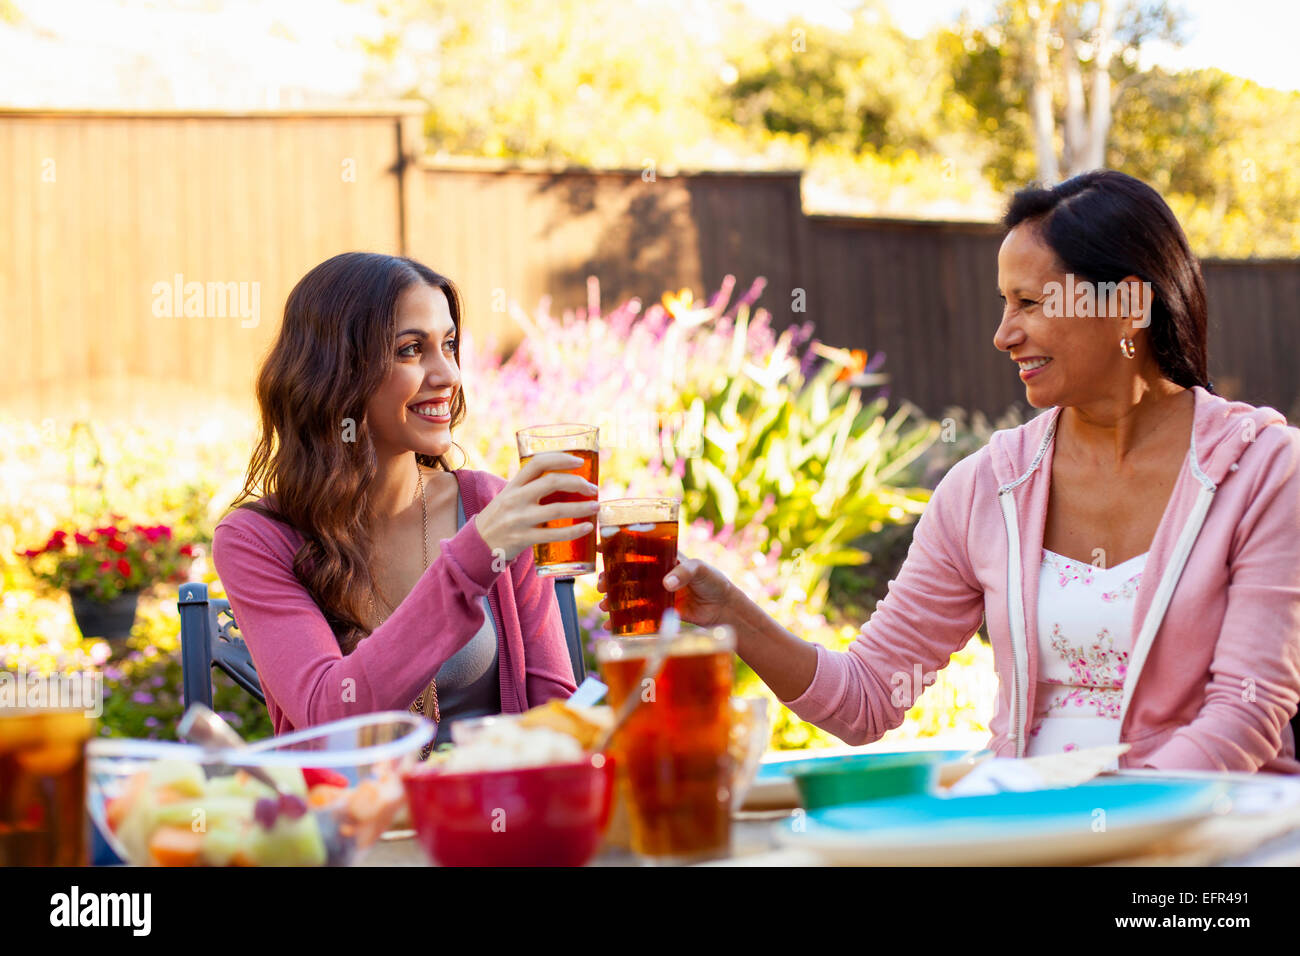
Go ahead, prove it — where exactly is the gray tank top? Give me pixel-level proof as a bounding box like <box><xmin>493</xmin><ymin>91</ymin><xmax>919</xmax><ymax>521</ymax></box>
<box><xmin>429</xmin><ymin>489</ymin><xmax>501</xmax><ymax>745</ymax></box>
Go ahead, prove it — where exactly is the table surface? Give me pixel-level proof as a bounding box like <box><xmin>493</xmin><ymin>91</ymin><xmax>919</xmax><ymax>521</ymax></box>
<box><xmin>364</xmin><ymin>793</ymin><xmax>1300</xmax><ymax>867</ymax></box>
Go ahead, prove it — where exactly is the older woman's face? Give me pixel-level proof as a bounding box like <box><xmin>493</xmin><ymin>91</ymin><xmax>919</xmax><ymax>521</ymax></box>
<box><xmin>993</xmin><ymin>223</ymin><xmax>1133</xmax><ymax>409</ymax></box>
<box><xmin>365</xmin><ymin>282</ymin><xmax>460</xmax><ymax>459</ymax></box>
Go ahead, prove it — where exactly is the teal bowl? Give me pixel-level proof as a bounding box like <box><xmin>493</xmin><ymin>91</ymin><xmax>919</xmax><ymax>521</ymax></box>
<box><xmin>785</xmin><ymin>750</ymin><xmax>966</xmax><ymax>810</ymax></box>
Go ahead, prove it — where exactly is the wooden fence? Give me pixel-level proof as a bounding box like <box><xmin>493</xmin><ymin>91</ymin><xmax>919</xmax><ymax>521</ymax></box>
<box><xmin>0</xmin><ymin>106</ymin><xmax>422</xmax><ymax>422</ymax></box>
<box><xmin>2</xmin><ymin>108</ymin><xmax>1296</xmax><ymax>424</ymax></box>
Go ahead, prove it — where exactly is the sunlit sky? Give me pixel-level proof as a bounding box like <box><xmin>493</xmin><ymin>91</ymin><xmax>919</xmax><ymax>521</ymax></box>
<box><xmin>0</xmin><ymin>0</ymin><xmax>1295</xmax><ymax>110</ymax></box>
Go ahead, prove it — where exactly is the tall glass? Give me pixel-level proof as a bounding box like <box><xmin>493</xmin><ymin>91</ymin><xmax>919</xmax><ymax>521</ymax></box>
<box><xmin>598</xmin><ymin>498</ymin><xmax>679</xmax><ymax>636</ymax></box>
<box><xmin>516</xmin><ymin>424</ymin><xmax>599</xmax><ymax>577</ymax></box>
<box><xmin>0</xmin><ymin>706</ymin><xmax>96</xmax><ymax>866</ymax></box>
<box><xmin>596</xmin><ymin>626</ymin><xmax>735</xmax><ymax>863</ymax></box>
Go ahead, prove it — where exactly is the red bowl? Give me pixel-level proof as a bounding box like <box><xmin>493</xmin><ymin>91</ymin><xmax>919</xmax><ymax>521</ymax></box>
<box><xmin>401</xmin><ymin>754</ymin><xmax>615</xmax><ymax>867</ymax></box>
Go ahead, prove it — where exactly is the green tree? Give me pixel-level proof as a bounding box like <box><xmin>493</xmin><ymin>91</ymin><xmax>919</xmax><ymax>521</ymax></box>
<box><xmin>356</xmin><ymin>0</ymin><xmax>741</xmax><ymax>167</ymax></box>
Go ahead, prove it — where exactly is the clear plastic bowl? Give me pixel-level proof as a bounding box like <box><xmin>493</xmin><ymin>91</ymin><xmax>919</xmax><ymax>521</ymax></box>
<box><xmin>88</xmin><ymin>712</ymin><xmax>434</xmax><ymax>866</ymax></box>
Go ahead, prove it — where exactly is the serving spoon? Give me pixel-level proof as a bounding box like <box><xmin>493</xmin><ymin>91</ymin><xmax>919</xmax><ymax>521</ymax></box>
<box><xmin>178</xmin><ymin>703</ymin><xmax>286</xmax><ymax>798</ymax></box>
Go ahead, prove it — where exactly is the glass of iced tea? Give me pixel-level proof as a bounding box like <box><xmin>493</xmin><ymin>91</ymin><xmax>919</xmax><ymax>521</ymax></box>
<box><xmin>0</xmin><ymin>706</ymin><xmax>96</xmax><ymax>866</ymax></box>
<box><xmin>596</xmin><ymin>626</ymin><xmax>735</xmax><ymax>863</ymax></box>
<box><xmin>598</xmin><ymin>498</ymin><xmax>679</xmax><ymax>636</ymax></box>
<box><xmin>516</xmin><ymin>423</ymin><xmax>599</xmax><ymax>577</ymax></box>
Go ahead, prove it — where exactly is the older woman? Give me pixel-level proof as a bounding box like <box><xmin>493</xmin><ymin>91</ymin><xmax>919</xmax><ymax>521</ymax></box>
<box><xmin>213</xmin><ymin>253</ymin><xmax>598</xmax><ymax>745</ymax></box>
<box><xmin>637</xmin><ymin>170</ymin><xmax>1300</xmax><ymax>773</ymax></box>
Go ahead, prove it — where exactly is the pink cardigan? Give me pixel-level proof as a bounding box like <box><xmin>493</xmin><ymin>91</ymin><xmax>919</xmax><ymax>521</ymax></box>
<box><xmin>210</xmin><ymin>469</ymin><xmax>577</xmax><ymax>735</ymax></box>
<box><xmin>784</xmin><ymin>387</ymin><xmax>1300</xmax><ymax>773</ymax></box>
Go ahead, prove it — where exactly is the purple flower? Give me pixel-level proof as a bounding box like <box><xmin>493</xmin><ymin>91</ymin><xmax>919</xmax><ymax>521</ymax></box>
<box><xmin>131</xmin><ymin>691</ymin><xmax>153</xmax><ymax>705</ymax></box>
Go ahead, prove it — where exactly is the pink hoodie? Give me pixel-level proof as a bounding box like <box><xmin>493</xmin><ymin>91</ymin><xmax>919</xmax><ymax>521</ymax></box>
<box><xmin>210</xmin><ymin>469</ymin><xmax>577</xmax><ymax>735</ymax></box>
<box><xmin>784</xmin><ymin>386</ymin><xmax>1300</xmax><ymax>773</ymax></box>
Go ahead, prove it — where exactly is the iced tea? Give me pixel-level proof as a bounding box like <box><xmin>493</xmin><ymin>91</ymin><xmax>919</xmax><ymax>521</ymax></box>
<box><xmin>597</xmin><ymin>628</ymin><xmax>735</xmax><ymax>862</ymax></box>
<box><xmin>516</xmin><ymin>424</ymin><xmax>599</xmax><ymax>576</ymax></box>
<box><xmin>599</xmin><ymin>499</ymin><xmax>679</xmax><ymax>637</ymax></box>
<box><xmin>0</xmin><ymin>708</ymin><xmax>94</xmax><ymax>866</ymax></box>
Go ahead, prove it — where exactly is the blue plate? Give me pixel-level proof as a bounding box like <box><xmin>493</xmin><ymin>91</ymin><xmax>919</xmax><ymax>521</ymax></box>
<box><xmin>776</xmin><ymin>778</ymin><xmax>1228</xmax><ymax>865</ymax></box>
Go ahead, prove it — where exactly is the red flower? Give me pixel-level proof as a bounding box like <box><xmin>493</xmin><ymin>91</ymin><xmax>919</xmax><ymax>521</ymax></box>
<box><xmin>74</xmin><ymin>532</ymin><xmax>94</xmax><ymax>546</ymax></box>
<box><xmin>99</xmin><ymin>560</ymin><xmax>112</xmax><ymax>572</ymax></box>
<box><xmin>43</xmin><ymin>533</ymin><xmax>66</xmax><ymax>552</ymax></box>
<box><xmin>95</xmin><ymin>526</ymin><xmax>119</xmax><ymax>537</ymax></box>
<box><xmin>107</xmin><ymin>538</ymin><xmax>128</xmax><ymax>553</ymax></box>
<box><xmin>116</xmin><ymin>558</ymin><xmax>132</xmax><ymax>578</ymax></box>
<box><xmin>20</xmin><ymin>548</ymin><xmax>42</xmax><ymax>558</ymax></box>
<box><xmin>180</xmin><ymin>543</ymin><xmax>196</xmax><ymax>557</ymax></box>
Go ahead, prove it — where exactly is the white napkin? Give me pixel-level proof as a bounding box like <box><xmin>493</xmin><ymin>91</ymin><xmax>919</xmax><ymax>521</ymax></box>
<box><xmin>946</xmin><ymin>744</ymin><xmax>1131</xmax><ymax>797</ymax></box>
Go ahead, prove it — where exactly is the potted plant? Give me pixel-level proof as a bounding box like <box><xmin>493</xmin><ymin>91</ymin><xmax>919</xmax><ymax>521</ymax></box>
<box><xmin>18</xmin><ymin>520</ymin><xmax>195</xmax><ymax>640</ymax></box>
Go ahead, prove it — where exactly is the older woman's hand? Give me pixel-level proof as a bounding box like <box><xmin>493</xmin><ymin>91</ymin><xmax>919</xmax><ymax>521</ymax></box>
<box><xmin>596</xmin><ymin>555</ymin><xmax>737</xmax><ymax>629</ymax></box>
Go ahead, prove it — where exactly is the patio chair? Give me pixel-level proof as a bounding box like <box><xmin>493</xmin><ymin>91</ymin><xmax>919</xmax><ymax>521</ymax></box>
<box><xmin>178</xmin><ymin>577</ymin><xmax>587</xmax><ymax>711</ymax></box>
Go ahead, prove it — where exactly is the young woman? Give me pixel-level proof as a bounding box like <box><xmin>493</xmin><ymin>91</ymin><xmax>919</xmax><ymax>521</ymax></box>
<box><xmin>212</xmin><ymin>252</ymin><xmax>597</xmax><ymax>745</ymax></box>
<box><xmin>626</xmin><ymin>170</ymin><xmax>1300</xmax><ymax>773</ymax></box>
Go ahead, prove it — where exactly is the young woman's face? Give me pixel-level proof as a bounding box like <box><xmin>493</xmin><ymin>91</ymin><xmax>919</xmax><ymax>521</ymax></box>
<box><xmin>993</xmin><ymin>223</ymin><xmax>1132</xmax><ymax>409</ymax></box>
<box><xmin>365</xmin><ymin>282</ymin><xmax>460</xmax><ymax>459</ymax></box>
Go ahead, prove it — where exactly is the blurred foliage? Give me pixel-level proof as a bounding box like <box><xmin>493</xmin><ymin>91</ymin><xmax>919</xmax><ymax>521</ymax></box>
<box><xmin>673</xmin><ymin>329</ymin><xmax>935</xmax><ymax>609</ymax></box>
<box><xmin>944</xmin><ymin>1</ymin><xmax>1300</xmax><ymax>256</ymax></box>
<box><xmin>357</xmin><ymin>0</ymin><xmax>1298</xmax><ymax>253</ymax></box>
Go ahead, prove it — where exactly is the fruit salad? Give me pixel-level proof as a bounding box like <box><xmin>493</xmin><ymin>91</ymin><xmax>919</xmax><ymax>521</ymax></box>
<box><xmin>103</xmin><ymin>759</ymin><xmax>405</xmax><ymax>866</ymax></box>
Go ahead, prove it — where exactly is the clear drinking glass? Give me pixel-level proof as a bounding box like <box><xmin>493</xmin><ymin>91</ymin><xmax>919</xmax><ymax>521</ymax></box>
<box><xmin>515</xmin><ymin>424</ymin><xmax>600</xmax><ymax>577</ymax></box>
<box><xmin>598</xmin><ymin>498</ymin><xmax>680</xmax><ymax>636</ymax></box>
<box><xmin>596</xmin><ymin>625</ymin><xmax>736</xmax><ymax>863</ymax></box>
<box><xmin>0</xmin><ymin>705</ymin><xmax>95</xmax><ymax>866</ymax></box>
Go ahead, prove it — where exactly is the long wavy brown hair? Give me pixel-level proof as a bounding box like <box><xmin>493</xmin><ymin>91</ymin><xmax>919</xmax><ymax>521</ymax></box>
<box><xmin>231</xmin><ymin>252</ymin><xmax>467</xmax><ymax>652</ymax></box>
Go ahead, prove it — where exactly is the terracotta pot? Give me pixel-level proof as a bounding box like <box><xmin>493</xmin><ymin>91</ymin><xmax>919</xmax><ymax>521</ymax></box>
<box><xmin>69</xmin><ymin>588</ymin><xmax>141</xmax><ymax>640</ymax></box>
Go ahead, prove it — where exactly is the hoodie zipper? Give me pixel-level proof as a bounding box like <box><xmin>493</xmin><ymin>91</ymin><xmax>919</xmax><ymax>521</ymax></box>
<box><xmin>1116</xmin><ymin>482</ymin><xmax>1215</xmax><ymax>730</ymax></box>
<box><xmin>998</xmin><ymin>487</ymin><xmax>1029</xmax><ymax>757</ymax></box>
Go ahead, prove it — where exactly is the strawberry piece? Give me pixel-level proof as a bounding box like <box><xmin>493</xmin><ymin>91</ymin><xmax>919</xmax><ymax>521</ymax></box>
<box><xmin>301</xmin><ymin>767</ymin><xmax>349</xmax><ymax>789</ymax></box>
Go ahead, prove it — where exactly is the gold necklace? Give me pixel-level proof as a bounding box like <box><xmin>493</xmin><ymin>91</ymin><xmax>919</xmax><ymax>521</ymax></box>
<box><xmin>368</xmin><ymin>459</ymin><xmax>439</xmax><ymax>728</ymax></box>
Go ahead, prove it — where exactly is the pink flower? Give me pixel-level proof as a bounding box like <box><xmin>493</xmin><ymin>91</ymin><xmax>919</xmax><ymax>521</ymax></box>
<box><xmin>99</xmin><ymin>560</ymin><xmax>112</xmax><ymax>572</ymax></box>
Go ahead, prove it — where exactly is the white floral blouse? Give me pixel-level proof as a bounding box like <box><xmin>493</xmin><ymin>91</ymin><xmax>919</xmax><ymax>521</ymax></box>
<box><xmin>1025</xmin><ymin>547</ymin><xmax>1148</xmax><ymax>762</ymax></box>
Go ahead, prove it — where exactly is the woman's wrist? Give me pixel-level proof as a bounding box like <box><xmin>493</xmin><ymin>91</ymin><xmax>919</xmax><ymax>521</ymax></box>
<box><xmin>727</xmin><ymin>588</ymin><xmax>818</xmax><ymax>702</ymax></box>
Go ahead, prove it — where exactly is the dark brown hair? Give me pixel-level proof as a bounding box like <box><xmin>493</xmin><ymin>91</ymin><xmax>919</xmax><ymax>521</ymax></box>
<box><xmin>1004</xmin><ymin>170</ymin><xmax>1213</xmax><ymax>393</ymax></box>
<box><xmin>231</xmin><ymin>252</ymin><xmax>467</xmax><ymax>652</ymax></box>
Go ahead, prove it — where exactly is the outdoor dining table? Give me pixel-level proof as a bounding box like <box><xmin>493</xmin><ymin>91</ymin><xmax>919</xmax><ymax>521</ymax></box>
<box><xmin>363</xmin><ymin>769</ymin><xmax>1300</xmax><ymax>867</ymax></box>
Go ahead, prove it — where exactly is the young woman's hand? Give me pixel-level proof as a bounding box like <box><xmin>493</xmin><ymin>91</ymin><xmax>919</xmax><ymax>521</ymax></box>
<box><xmin>474</xmin><ymin>452</ymin><xmax>599</xmax><ymax>563</ymax></box>
<box><xmin>596</xmin><ymin>555</ymin><xmax>738</xmax><ymax>629</ymax></box>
